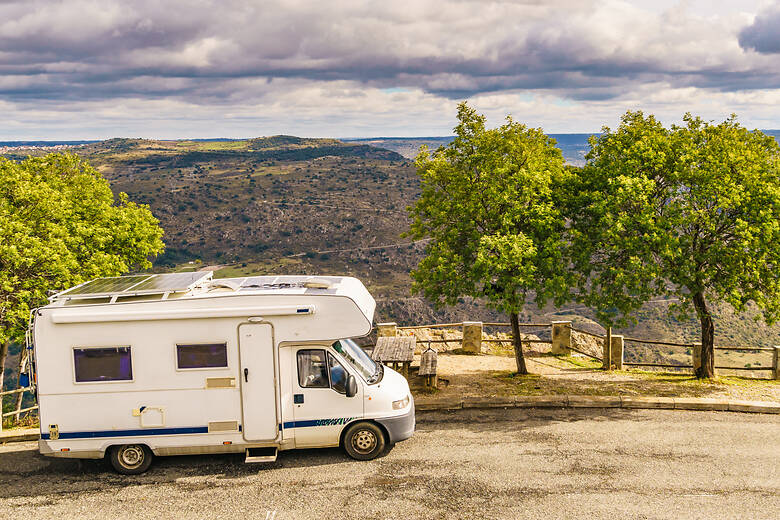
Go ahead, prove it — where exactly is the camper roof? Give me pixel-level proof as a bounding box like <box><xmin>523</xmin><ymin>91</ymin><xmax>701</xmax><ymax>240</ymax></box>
<box><xmin>49</xmin><ymin>272</ymin><xmax>351</xmax><ymax>304</ymax></box>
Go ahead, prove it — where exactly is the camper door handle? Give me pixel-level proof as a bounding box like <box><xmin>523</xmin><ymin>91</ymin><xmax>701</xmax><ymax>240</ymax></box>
<box><xmin>244</xmin><ymin>368</ymin><xmax>249</xmax><ymax>382</ymax></box>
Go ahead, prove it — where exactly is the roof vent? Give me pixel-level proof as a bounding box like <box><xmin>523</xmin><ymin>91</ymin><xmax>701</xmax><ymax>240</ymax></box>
<box><xmin>303</xmin><ymin>278</ymin><xmax>332</xmax><ymax>289</ymax></box>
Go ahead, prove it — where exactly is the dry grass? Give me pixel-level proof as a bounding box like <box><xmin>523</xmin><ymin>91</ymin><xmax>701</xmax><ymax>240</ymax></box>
<box><xmin>408</xmin><ymin>351</ymin><xmax>780</xmax><ymax>402</ymax></box>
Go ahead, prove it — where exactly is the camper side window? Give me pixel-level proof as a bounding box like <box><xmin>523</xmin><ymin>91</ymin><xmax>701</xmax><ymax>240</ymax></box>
<box><xmin>176</xmin><ymin>343</ymin><xmax>228</xmax><ymax>369</ymax></box>
<box><xmin>297</xmin><ymin>350</ymin><xmax>329</xmax><ymax>388</ymax></box>
<box><xmin>73</xmin><ymin>347</ymin><xmax>133</xmax><ymax>382</ymax></box>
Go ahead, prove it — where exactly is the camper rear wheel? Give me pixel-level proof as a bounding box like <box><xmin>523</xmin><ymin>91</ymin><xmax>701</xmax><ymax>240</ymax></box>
<box><xmin>109</xmin><ymin>444</ymin><xmax>153</xmax><ymax>475</ymax></box>
<box><xmin>343</xmin><ymin>422</ymin><xmax>386</xmax><ymax>461</ymax></box>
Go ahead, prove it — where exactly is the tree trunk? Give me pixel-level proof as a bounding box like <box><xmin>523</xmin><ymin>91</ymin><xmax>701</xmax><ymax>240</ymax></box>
<box><xmin>692</xmin><ymin>292</ymin><xmax>715</xmax><ymax>379</ymax></box>
<box><xmin>510</xmin><ymin>312</ymin><xmax>528</xmax><ymax>375</ymax></box>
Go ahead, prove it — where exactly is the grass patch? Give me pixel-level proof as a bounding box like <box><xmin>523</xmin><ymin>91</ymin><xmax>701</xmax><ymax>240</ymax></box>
<box><xmin>493</xmin><ymin>367</ymin><xmax>779</xmax><ymax>400</ymax></box>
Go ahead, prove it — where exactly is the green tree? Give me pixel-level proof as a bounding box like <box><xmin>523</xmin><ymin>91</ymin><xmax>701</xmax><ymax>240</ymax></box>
<box><xmin>568</xmin><ymin>111</ymin><xmax>780</xmax><ymax>378</ymax></box>
<box><xmin>407</xmin><ymin>103</ymin><xmax>569</xmax><ymax>374</ymax></box>
<box><xmin>0</xmin><ymin>153</ymin><xmax>165</xmax><ymax>393</ymax></box>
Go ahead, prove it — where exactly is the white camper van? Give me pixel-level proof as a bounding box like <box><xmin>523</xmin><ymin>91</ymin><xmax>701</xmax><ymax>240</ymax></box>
<box><xmin>27</xmin><ymin>272</ymin><xmax>414</xmax><ymax>474</ymax></box>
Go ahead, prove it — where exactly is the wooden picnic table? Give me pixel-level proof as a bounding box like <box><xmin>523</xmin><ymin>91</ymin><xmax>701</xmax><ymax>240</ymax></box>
<box><xmin>371</xmin><ymin>336</ymin><xmax>416</xmax><ymax>378</ymax></box>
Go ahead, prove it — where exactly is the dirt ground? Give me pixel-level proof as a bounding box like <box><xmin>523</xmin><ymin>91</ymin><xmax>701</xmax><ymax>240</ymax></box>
<box><xmin>409</xmin><ymin>347</ymin><xmax>780</xmax><ymax>403</ymax></box>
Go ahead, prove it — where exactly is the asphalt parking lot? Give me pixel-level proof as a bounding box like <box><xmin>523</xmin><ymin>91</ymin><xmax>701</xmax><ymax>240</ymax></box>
<box><xmin>1</xmin><ymin>408</ymin><xmax>778</xmax><ymax>519</ymax></box>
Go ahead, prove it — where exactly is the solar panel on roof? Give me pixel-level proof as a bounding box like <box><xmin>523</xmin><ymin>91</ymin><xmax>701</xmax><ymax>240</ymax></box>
<box><xmin>53</xmin><ymin>272</ymin><xmax>212</xmax><ymax>300</ymax></box>
<box><xmin>129</xmin><ymin>272</ymin><xmax>210</xmax><ymax>293</ymax></box>
<box><xmin>63</xmin><ymin>275</ymin><xmax>152</xmax><ymax>296</ymax></box>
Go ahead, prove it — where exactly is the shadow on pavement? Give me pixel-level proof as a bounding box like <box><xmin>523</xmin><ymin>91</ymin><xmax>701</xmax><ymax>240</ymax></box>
<box><xmin>0</xmin><ymin>444</ymin><xmax>371</xmax><ymax>500</ymax></box>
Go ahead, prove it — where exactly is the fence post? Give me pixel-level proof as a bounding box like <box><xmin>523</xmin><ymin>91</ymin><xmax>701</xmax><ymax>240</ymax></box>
<box><xmin>773</xmin><ymin>346</ymin><xmax>780</xmax><ymax>381</ymax></box>
<box><xmin>462</xmin><ymin>321</ymin><xmax>483</xmax><ymax>353</ymax></box>
<box><xmin>603</xmin><ymin>327</ymin><xmax>612</xmax><ymax>370</ymax></box>
<box><xmin>377</xmin><ymin>322</ymin><xmax>397</xmax><ymax>338</ymax></box>
<box><xmin>611</xmin><ymin>335</ymin><xmax>624</xmax><ymax>370</ymax></box>
<box><xmin>551</xmin><ymin>321</ymin><xmax>572</xmax><ymax>355</ymax></box>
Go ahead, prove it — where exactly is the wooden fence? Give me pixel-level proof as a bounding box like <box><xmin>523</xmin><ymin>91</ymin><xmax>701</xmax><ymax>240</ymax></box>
<box><xmin>376</xmin><ymin>320</ymin><xmax>780</xmax><ymax>380</ymax></box>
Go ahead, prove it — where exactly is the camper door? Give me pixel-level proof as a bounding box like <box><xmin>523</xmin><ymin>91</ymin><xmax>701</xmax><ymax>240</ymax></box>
<box><xmin>238</xmin><ymin>323</ymin><xmax>279</xmax><ymax>441</ymax></box>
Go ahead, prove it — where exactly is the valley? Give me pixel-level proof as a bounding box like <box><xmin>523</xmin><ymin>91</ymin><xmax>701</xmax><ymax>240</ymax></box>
<box><xmin>5</xmin><ymin>135</ymin><xmax>780</xmax><ymax>364</ymax></box>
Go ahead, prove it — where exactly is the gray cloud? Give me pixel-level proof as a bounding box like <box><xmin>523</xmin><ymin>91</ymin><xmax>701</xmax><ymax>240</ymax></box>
<box><xmin>0</xmin><ymin>0</ymin><xmax>779</xmax><ymax>138</ymax></box>
<box><xmin>739</xmin><ymin>6</ymin><xmax>780</xmax><ymax>54</ymax></box>
<box><xmin>0</xmin><ymin>0</ymin><xmax>774</xmax><ymax>105</ymax></box>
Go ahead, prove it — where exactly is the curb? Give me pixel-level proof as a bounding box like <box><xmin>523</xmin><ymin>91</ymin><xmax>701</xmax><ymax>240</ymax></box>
<box><xmin>1</xmin><ymin>396</ymin><xmax>778</xmax><ymax>444</ymax></box>
<box><xmin>0</xmin><ymin>429</ymin><xmax>39</xmax><ymax>444</ymax></box>
<box><xmin>416</xmin><ymin>395</ymin><xmax>780</xmax><ymax>414</ymax></box>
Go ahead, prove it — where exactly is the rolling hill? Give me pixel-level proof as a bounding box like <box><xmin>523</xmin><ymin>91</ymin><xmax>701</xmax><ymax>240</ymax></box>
<box><xmin>4</xmin><ymin>135</ymin><xmax>780</xmax><ymax>361</ymax></box>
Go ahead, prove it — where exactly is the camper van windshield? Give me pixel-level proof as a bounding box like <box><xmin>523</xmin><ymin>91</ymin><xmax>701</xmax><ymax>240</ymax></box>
<box><xmin>332</xmin><ymin>339</ymin><xmax>381</xmax><ymax>384</ymax></box>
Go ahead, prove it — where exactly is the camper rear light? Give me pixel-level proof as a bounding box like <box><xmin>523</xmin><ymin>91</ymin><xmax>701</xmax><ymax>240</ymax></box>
<box><xmin>60</xmin><ymin>448</ymin><xmax>70</xmax><ymax>452</ymax></box>
<box><xmin>392</xmin><ymin>395</ymin><xmax>410</xmax><ymax>410</ymax></box>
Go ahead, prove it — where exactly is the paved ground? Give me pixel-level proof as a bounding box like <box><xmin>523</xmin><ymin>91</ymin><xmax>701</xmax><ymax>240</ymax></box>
<box><xmin>1</xmin><ymin>409</ymin><xmax>779</xmax><ymax>519</ymax></box>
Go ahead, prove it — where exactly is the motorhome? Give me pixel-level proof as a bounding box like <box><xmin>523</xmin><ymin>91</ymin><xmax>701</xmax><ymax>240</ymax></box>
<box><xmin>26</xmin><ymin>272</ymin><xmax>414</xmax><ymax>474</ymax></box>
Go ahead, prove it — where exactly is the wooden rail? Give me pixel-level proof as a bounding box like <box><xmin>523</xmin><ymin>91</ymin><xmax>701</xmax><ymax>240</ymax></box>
<box><xmin>569</xmin><ymin>326</ymin><xmax>605</xmax><ymax>338</ymax></box>
<box><xmin>0</xmin><ymin>387</ymin><xmax>32</xmax><ymax>397</ymax></box>
<box><xmin>568</xmin><ymin>345</ymin><xmax>602</xmax><ymax>362</ymax></box>
<box><xmin>714</xmin><ymin>346</ymin><xmax>775</xmax><ymax>352</ymax></box>
<box><xmin>622</xmin><ymin>337</ymin><xmax>694</xmax><ymax>347</ymax></box>
<box><xmin>2</xmin><ymin>405</ymin><xmax>37</xmax><ymax>418</ymax></box>
<box><xmin>398</xmin><ymin>323</ymin><xmax>463</xmax><ymax>330</ymax></box>
<box><xmin>483</xmin><ymin>322</ymin><xmax>549</xmax><ymax>327</ymax></box>
<box><xmin>624</xmin><ymin>362</ymin><xmax>692</xmax><ymax>368</ymax></box>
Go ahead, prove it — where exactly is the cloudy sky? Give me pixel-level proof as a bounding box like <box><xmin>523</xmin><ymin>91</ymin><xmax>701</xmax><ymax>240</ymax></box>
<box><xmin>3</xmin><ymin>0</ymin><xmax>780</xmax><ymax>139</ymax></box>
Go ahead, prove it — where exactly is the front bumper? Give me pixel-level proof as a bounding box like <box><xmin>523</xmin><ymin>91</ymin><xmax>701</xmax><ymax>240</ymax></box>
<box><xmin>375</xmin><ymin>398</ymin><xmax>415</xmax><ymax>444</ymax></box>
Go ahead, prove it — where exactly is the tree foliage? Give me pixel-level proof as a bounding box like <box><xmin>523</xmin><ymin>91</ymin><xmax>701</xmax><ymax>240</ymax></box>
<box><xmin>568</xmin><ymin>111</ymin><xmax>780</xmax><ymax>378</ymax></box>
<box><xmin>0</xmin><ymin>153</ymin><xmax>165</xmax><ymax>346</ymax></box>
<box><xmin>407</xmin><ymin>103</ymin><xmax>568</xmax><ymax>373</ymax></box>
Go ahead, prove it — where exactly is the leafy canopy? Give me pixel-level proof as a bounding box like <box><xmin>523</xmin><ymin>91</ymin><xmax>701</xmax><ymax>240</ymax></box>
<box><xmin>0</xmin><ymin>153</ymin><xmax>165</xmax><ymax>344</ymax></box>
<box><xmin>407</xmin><ymin>103</ymin><xmax>568</xmax><ymax>314</ymax></box>
<box><xmin>568</xmin><ymin>111</ymin><xmax>780</xmax><ymax>325</ymax></box>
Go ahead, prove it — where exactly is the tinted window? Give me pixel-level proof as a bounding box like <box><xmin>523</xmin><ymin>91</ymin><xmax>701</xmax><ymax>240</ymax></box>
<box><xmin>176</xmin><ymin>343</ymin><xmax>228</xmax><ymax>369</ymax></box>
<box><xmin>74</xmin><ymin>347</ymin><xmax>132</xmax><ymax>382</ymax></box>
<box><xmin>297</xmin><ymin>350</ymin><xmax>329</xmax><ymax>388</ymax></box>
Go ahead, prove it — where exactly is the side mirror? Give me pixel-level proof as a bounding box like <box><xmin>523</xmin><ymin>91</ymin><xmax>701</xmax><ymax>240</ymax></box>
<box><xmin>345</xmin><ymin>374</ymin><xmax>358</xmax><ymax>398</ymax></box>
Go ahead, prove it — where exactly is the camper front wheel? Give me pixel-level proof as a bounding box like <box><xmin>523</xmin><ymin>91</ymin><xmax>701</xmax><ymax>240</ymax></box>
<box><xmin>109</xmin><ymin>444</ymin><xmax>153</xmax><ymax>475</ymax></box>
<box><xmin>343</xmin><ymin>422</ymin><xmax>386</xmax><ymax>461</ymax></box>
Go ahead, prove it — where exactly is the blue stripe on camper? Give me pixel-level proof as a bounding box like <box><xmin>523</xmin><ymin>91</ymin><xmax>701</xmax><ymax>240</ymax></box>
<box><xmin>282</xmin><ymin>417</ymin><xmax>357</xmax><ymax>429</ymax></box>
<box><xmin>42</xmin><ymin>419</ymin><xmax>359</xmax><ymax>440</ymax></box>
<box><xmin>41</xmin><ymin>424</ymin><xmax>242</xmax><ymax>440</ymax></box>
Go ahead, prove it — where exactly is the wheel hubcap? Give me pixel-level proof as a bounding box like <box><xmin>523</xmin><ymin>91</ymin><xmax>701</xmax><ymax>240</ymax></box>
<box><xmin>120</xmin><ymin>445</ymin><xmax>144</xmax><ymax>467</ymax></box>
<box><xmin>352</xmin><ymin>429</ymin><xmax>377</xmax><ymax>454</ymax></box>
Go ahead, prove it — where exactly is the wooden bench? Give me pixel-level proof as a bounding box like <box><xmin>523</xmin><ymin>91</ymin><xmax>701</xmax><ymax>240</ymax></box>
<box><xmin>418</xmin><ymin>347</ymin><xmax>438</xmax><ymax>388</ymax></box>
<box><xmin>371</xmin><ymin>336</ymin><xmax>416</xmax><ymax>378</ymax></box>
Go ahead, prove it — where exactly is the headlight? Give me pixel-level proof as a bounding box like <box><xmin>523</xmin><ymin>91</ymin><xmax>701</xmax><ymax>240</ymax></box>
<box><xmin>392</xmin><ymin>395</ymin><xmax>410</xmax><ymax>410</ymax></box>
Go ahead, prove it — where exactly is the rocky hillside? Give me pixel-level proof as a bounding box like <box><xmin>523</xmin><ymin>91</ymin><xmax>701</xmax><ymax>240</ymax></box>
<box><xmin>4</xmin><ymin>135</ymin><xmax>780</xmax><ymax>351</ymax></box>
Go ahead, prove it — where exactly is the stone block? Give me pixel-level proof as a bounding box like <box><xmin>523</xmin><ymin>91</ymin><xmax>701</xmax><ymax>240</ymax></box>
<box><xmin>462</xmin><ymin>396</ymin><xmax>516</xmax><ymax>409</ymax></box>
<box><xmin>727</xmin><ymin>400</ymin><xmax>780</xmax><ymax>414</ymax></box>
<box><xmin>514</xmin><ymin>395</ymin><xmax>568</xmax><ymax>408</ymax></box>
<box><xmin>673</xmin><ymin>398</ymin><xmax>729</xmax><ymax>411</ymax></box>
<box><xmin>620</xmin><ymin>396</ymin><xmax>675</xmax><ymax>409</ymax></box>
<box><xmin>551</xmin><ymin>321</ymin><xmax>572</xmax><ymax>355</ymax></box>
<box><xmin>462</xmin><ymin>321</ymin><xmax>482</xmax><ymax>353</ymax></box>
<box><xmin>414</xmin><ymin>398</ymin><xmax>464</xmax><ymax>411</ymax></box>
<box><xmin>567</xmin><ymin>395</ymin><xmax>622</xmax><ymax>408</ymax></box>
<box><xmin>376</xmin><ymin>322</ymin><xmax>397</xmax><ymax>338</ymax></box>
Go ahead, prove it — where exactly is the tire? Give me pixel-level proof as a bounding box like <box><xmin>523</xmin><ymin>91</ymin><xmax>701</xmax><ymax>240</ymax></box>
<box><xmin>343</xmin><ymin>422</ymin><xmax>386</xmax><ymax>461</ymax></box>
<box><xmin>109</xmin><ymin>444</ymin><xmax>154</xmax><ymax>475</ymax></box>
